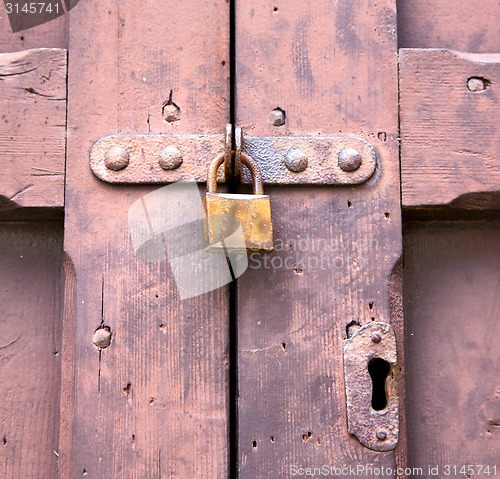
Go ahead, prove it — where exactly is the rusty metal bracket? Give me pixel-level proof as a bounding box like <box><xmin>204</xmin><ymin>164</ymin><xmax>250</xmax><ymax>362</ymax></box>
<box><xmin>343</xmin><ymin>322</ymin><xmax>399</xmax><ymax>452</ymax></box>
<box><xmin>90</xmin><ymin>126</ymin><xmax>377</xmax><ymax>185</ymax></box>
<box><xmin>90</xmin><ymin>132</ymin><xmax>229</xmax><ymax>184</ymax></box>
<box><xmin>239</xmin><ymin>135</ymin><xmax>377</xmax><ymax>185</ymax></box>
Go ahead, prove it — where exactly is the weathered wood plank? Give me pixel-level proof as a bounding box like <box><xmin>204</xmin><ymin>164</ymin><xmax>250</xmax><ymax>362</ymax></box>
<box><xmin>63</xmin><ymin>0</ymin><xmax>230</xmax><ymax>477</ymax></box>
<box><xmin>397</xmin><ymin>0</ymin><xmax>500</xmax><ymax>53</ymax></box>
<box><xmin>0</xmin><ymin>222</ymin><xmax>64</xmax><ymax>479</ymax></box>
<box><xmin>403</xmin><ymin>220</ymin><xmax>500</xmax><ymax>470</ymax></box>
<box><xmin>235</xmin><ymin>1</ymin><xmax>404</xmax><ymax>476</ymax></box>
<box><xmin>59</xmin><ymin>253</ymin><xmax>76</xmax><ymax>479</ymax></box>
<box><xmin>400</xmin><ymin>49</ymin><xmax>500</xmax><ymax>209</ymax></box>
<box><xmin>0</xmin><ymin>48</ymin><xmax>66</xmax><ymax>210</ymax></box>
<box><xmin>0</xmin><ymin>12</ymin><xmax>68</xmax><ymax>52</ymax></box>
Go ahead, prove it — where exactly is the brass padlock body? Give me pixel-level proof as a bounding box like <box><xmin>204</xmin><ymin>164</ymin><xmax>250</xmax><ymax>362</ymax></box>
<box><xmin>204</xmin><ymin>192</ymin><xmax>273</xmax><ymax>253</ymax></box>
<box><xmin>203</xmin><ymin>153</ymin><xmax>274</xmax><ymax>254</ymax></box>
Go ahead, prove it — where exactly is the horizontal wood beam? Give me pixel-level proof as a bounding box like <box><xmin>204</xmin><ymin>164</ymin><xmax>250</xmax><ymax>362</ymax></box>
<box><xmin>400</xmin><ymin>49</ymin><xmax>500</xmax><ymax>210</ymax></box>
<box><xmin>3</xmin><ymin>47</ymin><xmax>498</xmax><ymax>213</ymax></box>
<box><xmin>0</xmin><ymin>48</ymin><xmax>66</xmax><ymax>211</ymax></box>
<box><xmin>397</xmin><ymin>0</ymin><xmax>499</xmax><ymax>53</ymax></box>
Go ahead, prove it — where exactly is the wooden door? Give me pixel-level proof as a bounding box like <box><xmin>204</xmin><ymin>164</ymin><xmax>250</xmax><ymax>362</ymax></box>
<box><xmin>0</xmin><ymin>0</ymin><xmax>498</xmax><ymax>478</ymax></box>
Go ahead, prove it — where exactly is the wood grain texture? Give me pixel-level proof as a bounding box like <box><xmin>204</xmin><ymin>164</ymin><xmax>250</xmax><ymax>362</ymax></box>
<box><xmin>0</xmin><ymin>10</ymin><xmax>68</xmax><ymax>52</ymax></box>
<box><xmin>0</xmin><ymin>221</ymin><xmax>64</xmax><ymax>479</ymax></box>
<box><xmin>59</xmin><ymin>253</ymin><xmax>76</xmax><ymax>479</ymax></box>
<box><xmin>403</xmin><ymin>220</ymin><xmax>500</xmax><ymax>470</ymax></box>
<box><xmin>397</xmin><ymin>0</ymin><xmax>500</xmax><ymax>53</ymax></box>
<box><xmin>400</xmin><ymin>49</ymin><xmax>500</xmax><ymax>209</ymax></box>
<box><xmin>0</xmin><ymin>48</ymin><xmax>66</xmax><ymax>210</ymax></box>
<box><xmin>63</xmin><ymin>0</ymin><xmax>230</xmax><ymax>477</ymax></box>
<box><xmin>235</xmin><ymin>1</ymin><xmax>404</xmax><ymax>476</ymax></box>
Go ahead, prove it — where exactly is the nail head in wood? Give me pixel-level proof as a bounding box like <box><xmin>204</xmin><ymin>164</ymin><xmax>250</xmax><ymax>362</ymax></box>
<box><xmin>467</xmin><ymin>77</ymin><xmax>487</xmax><ymax>92</ymax></box>
<box><xmin>162</xmin><ymin>103</ymin><xmax>181</xmax><ymax>122</ymax></box>
<box><xmin>93</xmin><ymin>327</ymin><xmax>112</xmax><ymax>349</ymax></box>
<box><xmin>269</xmin><ymin>107</ymin><xmax>286</xmax><ymax>127</ymax></box>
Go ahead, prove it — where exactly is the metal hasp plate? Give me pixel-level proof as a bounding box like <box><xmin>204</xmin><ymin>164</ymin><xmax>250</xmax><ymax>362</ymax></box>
<box><xmin>90</xmin><ymin>129</ymin><xmax>378</xmax><ymax>186</ymax></box>
<box><xmin>343</xmin><ymin>322</ymin><xmax>399</xmax><ymax>451</ymax></box>
<box><xmin>90</xmin><ymin>133</ymin><xmax>228</xmax><ymax>184</ymax></box>
<box><xmin>241</xmin><ymin>135</ymin><xmax>378</xmax><ymax>185</ymax></box>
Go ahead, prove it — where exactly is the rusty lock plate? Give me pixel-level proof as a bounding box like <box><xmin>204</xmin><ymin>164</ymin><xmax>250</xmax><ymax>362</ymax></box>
<box><xmin>90</xmin><ymin>133</ymin><xmax>228</xmax><ymax>184</ymax></box>
<box><xmin>240</xmin><ymin>135</ymin><xmax>378</xmax><ymax>185</ymax></box>
<box><xmin>90</xmin><ymin>129</ymin><xmax>378</xmax><ymax>186</ymax></box>
<box><xmin>343</xmin><ymin>322</ymin><xmax>399</xmax><ymax>451</ymax></box>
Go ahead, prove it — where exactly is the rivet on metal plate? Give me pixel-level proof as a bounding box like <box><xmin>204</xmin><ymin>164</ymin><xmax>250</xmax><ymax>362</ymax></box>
<box><xmin>343</xmin><ymin>321</ymin><xmax>399</xmax><ymax>451</ymax></box>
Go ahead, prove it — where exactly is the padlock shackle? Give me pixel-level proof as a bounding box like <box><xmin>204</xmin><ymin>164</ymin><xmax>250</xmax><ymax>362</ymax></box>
<box><xmin>207</xmin><ymin>152</ymin><xmax>264</xmax><ymax>195</ymax></box>
<box><xmin>207</xmin><ymin>154</ymin><xmax>225</xmax><ymax>193</ymax></box>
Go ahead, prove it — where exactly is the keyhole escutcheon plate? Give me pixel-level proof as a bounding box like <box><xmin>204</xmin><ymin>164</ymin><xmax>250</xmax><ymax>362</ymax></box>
<box><xmin>343</xmin><ymin>322</ymin><xmax>399</xmax><ymax>451</ymax></box>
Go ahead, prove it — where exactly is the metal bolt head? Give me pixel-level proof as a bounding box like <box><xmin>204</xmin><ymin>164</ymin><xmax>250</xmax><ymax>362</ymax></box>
<box><xmin>104</xmin><ymin>146</ymin><xmax>129</xmax><ymax>171</ymax></box>
<box><xmin>162</xmin><ymin>103</ymin><xmax>181</xmax><ymax>122</ymax></box>
<box><xmin>269</xmin><ymin>108</ymin><xmax>286</xmax><ymax>127</ymax></box>
<box><xmin>371</xmin><ymin>332</ymin><xmax>382</xmax><ymax>343</ymax></box>
<box><xmin>285</xmin><ymin>149</ymin><xmax>308</xmax><ymax>173</ymax></box>
<box><xmin>159</xmin><ymin>146</ymin><xmax>183</xmax><ymax>170</ymax></box>
<box><xmin>376</xmin><ymin>430</ymin><xmax>387</xmax><ymax>441</ymax></box>
<box><xmin>93</xmin><ymin>327</ymin><xmax>112</xmax><ymax>349</ymax></box>
<box><xmin>338</xmin><ymin>148</ymin><xmax>362</xmax><ymax>172</ymax></box>
<box><xmin>467</xmin><ymin>77</ymin><xmax>486</xmax><ymax>92</ymax></box>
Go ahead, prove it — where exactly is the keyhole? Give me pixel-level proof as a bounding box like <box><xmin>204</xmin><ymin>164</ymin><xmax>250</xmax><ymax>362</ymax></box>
<box><xmin>368</xmin><ymin>358</ymin><xmax>390</xmax><ymax>410</ymax></box>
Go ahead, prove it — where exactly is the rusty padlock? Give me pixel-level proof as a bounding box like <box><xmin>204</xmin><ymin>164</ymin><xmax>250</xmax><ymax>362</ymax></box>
<box><xmin>203</xmin><ymin>152</ymin><xmax>274</xmax><ymax>254</ymax></box>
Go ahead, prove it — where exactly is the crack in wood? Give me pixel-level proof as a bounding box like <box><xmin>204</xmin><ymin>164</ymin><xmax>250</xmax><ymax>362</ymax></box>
<box><xmin>0</xmin><ymin>67</ymin><xmax>38</xmax><ymax>77</ymax></box>
<box><xmin>22</xmin><ymin>87</ymin><xmax>65</xmax><ymax>100</ymax></box>
<box><xmin>8</xmin><ymin>184</ymin><xmax>34</xmax><ymax>200</ymax></box>
<box><xmin>97</xmin><ymin>275</ymin><xmax>105</xmax><ymax>396</ymax></box>
<box><xmin>0</xmin><ymin>336</ymin><xmax>20</xmax><ymax>350</ymax></box>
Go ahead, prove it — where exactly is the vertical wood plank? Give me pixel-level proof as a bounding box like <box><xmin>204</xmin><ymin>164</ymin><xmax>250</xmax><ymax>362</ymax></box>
<box><xmin>235</xmin><ymin>0</ymin><xmax>404</xmax><ymax>476</ymax></box>
<box><xmin>63</xmin><ymin>0</ymin><xmax>230</xmax><ymax>477</ymax></box>
<box><xmin>0</xmin><ymin>222</ymin><xmax>63</xmax><ymax>479</ymax></box>
<box><xmin>403</xmin><ymin>220</ymin><xmax>500</xmax><ymax>469</ymax></box>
